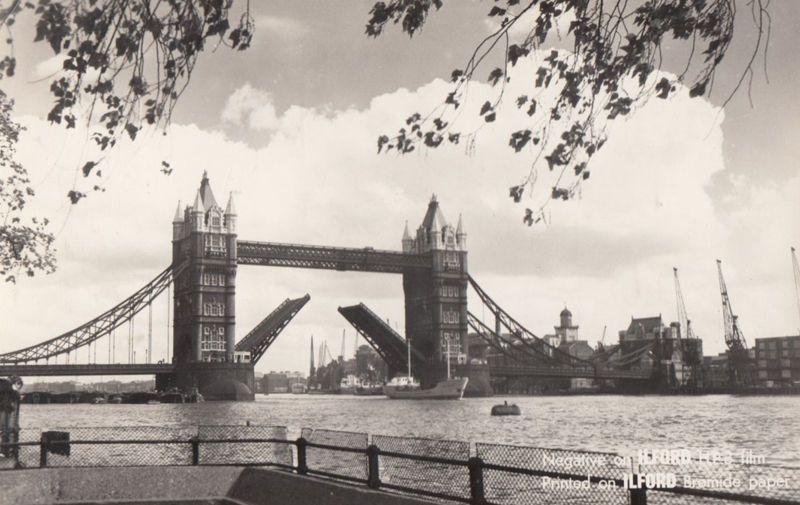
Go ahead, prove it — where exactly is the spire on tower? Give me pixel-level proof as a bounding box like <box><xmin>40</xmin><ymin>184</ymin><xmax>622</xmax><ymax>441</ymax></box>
<box><xmin>456</xmin><ymin>214</ymin><xmax>464</xmax><ymax>235</ymax></box>
<box><xmin>192</xmin><ymin>190</ymin><xmax>204</xmax><ymax>213</ymax></box>
<box><xmin>402</xmin><ymin>220</ymin><xmax>414</xmax><ymax>253</ymax></box>
<box><xmin>173</xmin><ymin>201</ymin><xmax>183</xmax><ymax>222</ymax></box>
<box><xmin>225</xmin><ymin>192</ymin><xmax>237</xmax><ymax>216</ymax></box>
<box><xmin>199</xmin><ymin>171</ymin><xmax>218</xmax><ymax>209</ymax></box>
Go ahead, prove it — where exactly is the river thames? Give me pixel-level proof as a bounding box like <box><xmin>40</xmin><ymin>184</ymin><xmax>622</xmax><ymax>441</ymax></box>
<box><xmin>18</xmin><ymin>394</ymin><xmax>800</xmax><ymax>467</ymax></box>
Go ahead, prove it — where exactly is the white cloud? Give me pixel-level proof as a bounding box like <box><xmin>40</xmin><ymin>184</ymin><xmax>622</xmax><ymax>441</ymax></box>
<box><xmin>3</xmin><ymin>62</ymin><xmax>798</xmax><ymax>377</ymax></box>
<box><xmin>221</xmin><ymin>83</ymin><xmax>280</xmax><ymax>131</ymax></box>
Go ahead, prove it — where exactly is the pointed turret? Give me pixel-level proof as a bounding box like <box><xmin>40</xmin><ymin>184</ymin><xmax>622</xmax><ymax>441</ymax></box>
<box><xmin>173</xmin><ymin>201</ymin><xmax>183</xmax><ymax>223</ymax></box>
<box><xmin>191</xmin><ymin>190</ymin><xmax>204</xmax><ymax>231</ymax></box>
<box><xmin>402</xmin><ymin>220</ymin><xmax>414</xmax><ymax>253</ymax></box>
<box><xmin>199</xmin><ymin>170</ymin><xmax>218</xmax><ymax>210</ymax></box>
<box><xmin>456</xmin><ymin>213</ymin><xmax>466</xmax><ymax>250</ymax></box>
<box><xmin>192</xmin><ymin>190</ymin><xmax>204</xmax><ymax>213</ymax></box>
<box><xmin>224</xmin><ymin>192</ymin><xmax>237</xmax><ymax>233</ymax></box>
<box><xmin>172</xmin><ymin>200</ymin><xmax>184</xmax><ymax>240</ymax></box>
<box><xmin>225</xmin><ymin>192</ymin><xmax>237</xmax><ymax>216</ymax></box>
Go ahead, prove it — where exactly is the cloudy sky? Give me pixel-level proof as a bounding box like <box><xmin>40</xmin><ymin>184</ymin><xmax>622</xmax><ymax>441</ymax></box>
<box><xmin>2</xmin><ymin>1</ymin><xmax>799</xmax><ymax>376</ymax></box>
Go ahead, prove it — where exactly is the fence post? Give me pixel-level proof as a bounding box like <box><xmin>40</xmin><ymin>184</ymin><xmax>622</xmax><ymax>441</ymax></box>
<box><xmin>629</xmin><ymin>486</ymin><xmax>647</xmax><ymax>505</ymax></box>
<box><xmin>296</xmin><ymin>437</ymin><xmax>308</xmax><ymax>475</ymax></box>
<box><xmin>190</xmin><ymin>437</ymin><xmax>200</xmax><ymax>466</ymax></box>
<box><xmin>39</xmin><ymin>433</ymin><xmax>48</xmax><ymax>468</ymax></box>
<box><xmin>366</xmin><ymin>445</ymin><xmax>380</xmax><ymax>489</ymax></box>
<box><xmin>468</xmin><ymin>457</ymin><xmax>486</xmax><ymax>505</ymax></box>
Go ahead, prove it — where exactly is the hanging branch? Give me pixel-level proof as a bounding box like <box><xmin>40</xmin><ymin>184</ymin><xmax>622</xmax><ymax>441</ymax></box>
<box><xmin>367</xmin><ymin>0</ymin><xmax>770</xmax><ymax>225</ymax></box>
<box><xmin>0</xmin><ymin>0</ymin><xmax>255</xmax><ymax>203</ymax></box>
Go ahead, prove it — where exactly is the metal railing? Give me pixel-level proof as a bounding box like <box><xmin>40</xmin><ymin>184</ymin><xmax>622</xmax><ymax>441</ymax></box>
<box><xmin>1</xmin><ymin>426</ymin><xmax>798</xmax><ymax>505</ymax></box>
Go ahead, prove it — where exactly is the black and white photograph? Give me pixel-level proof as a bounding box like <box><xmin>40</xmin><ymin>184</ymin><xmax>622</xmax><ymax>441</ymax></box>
<box><xmin>0</xmin><ymin>1</ymin><xmax>798</xmax><ymax>504</ymax></box>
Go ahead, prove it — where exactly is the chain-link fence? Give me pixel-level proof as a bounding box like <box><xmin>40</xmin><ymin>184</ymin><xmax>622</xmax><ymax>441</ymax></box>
<box><xmin>476</xmin><ymin>443</ymin><xmax>629</xmax><ymax>505</ymax></box>
<box><xmin>3</xmin><ymin>425</ymin><xmax>292</xmax><ymax>470</ymax></box>
<box><xmin>373</xmin><ymin>434</ymin><xmax>471</xmax><ymax>501</ymax></box>
<box><xmin>1</xmin><ymin>426</ymin><xmax>799</xmax><ymax>505</ymax></box>
<box><xmin>197</xmin><ymin>425</ymin><xmax>292</xmax><ymax>468</ymax></box>
<box><xmin>300</xmin><ymin>427</ymin><xmax>368</xmax><ymax>482</ymax></box>
<box><xmin>639</xmin><ymin>450</ymin><xmax>800</xmax><ymax>505</ymax></box>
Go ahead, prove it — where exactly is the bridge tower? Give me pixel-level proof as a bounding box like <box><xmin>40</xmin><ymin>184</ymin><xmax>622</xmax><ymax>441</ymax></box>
<box><xmin>169</xmin><ymin>173</ymin><xmax>252</xmax><ymax>398</ymax></box>
<box><xmin>402</xmin><ymin>196</ymin><xmax>469</xmax><ymax>388</ymax></box>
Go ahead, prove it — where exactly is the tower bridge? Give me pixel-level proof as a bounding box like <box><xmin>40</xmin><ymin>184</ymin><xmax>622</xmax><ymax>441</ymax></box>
<box><xmin>0</xmin><ymin>173</ymin><xmax>654</xmax><ymax>399</ymax></box>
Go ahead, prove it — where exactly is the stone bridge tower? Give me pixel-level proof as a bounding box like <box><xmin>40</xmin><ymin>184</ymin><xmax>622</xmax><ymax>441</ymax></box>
<box><xmin>168</xmin><ymin>173</ymin><xmax>252</xmax><ymax>398</ymax></box>
<box><xmin>402</xmin><ymin>195</ymin><xmax>469</xmax><ymax>388</ymax></box>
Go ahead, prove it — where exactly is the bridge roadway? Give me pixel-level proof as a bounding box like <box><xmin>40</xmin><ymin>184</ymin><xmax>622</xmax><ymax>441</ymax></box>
<box><xmin>0</xmin><ymin>362</ymin><xmax>651</xmax><ymax>381</ymax></box>
<box><xmin>236</xmin><ymin>241</ymin><xmax>430</xmax><ymax>273</ymax></box>
<box><xmin>0</xmin><ymin>363</ymin><xmax>175</xmax><ymax>377</ymax></box>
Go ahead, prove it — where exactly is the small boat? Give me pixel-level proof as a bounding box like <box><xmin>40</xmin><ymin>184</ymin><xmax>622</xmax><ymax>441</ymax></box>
<box><xmin>384</xmin><ymin>377</ymin><xmax>468</xmax><ymax>400</ymax></box>
<box><xmin>354</xmin><ymin>384</ymin><xmax>383</xmax><ymax>396</ymax></box>
<box><xmin>491</xmin><ymin>401</ymin><xmax>521</xmax><ymax>416</ymax></box>
<box><xmin>383</xmin><ymin>336</ymin><xmax>468</xmax><ymax>400</ymax></box>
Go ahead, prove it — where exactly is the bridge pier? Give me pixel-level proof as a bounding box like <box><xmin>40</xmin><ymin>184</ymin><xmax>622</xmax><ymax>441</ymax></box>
<box><xmin>172</xmin><ymin>363</ymin><xmax>255</xmax><ymax>401</ymax></box>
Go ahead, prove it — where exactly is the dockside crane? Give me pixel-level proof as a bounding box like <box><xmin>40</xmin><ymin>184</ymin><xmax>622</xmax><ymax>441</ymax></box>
<box><xmin>716</xmin><ymin>260</ymin><xmax>751</xmax><ymax>386</ymax></box>
<box><xmin>674</xmin><ymin>267</ymin><xmax>701</xmax><ymax>387</ymax></box>
<box><xmin>792</xmin><ymin>247</ymin><xmax>800</xmax><ymax>332</ymax></box>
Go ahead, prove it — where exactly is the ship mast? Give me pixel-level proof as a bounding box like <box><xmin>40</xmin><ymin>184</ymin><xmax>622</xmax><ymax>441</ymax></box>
<box><xmin>792</xmin><ymin>247</ymin><xmax>800</xmax><ymax>332</ymax></box>
<box><xmin>406</xmin><ymin>336</ymin><xmax>412</xmax><ymax>383</ymax></box>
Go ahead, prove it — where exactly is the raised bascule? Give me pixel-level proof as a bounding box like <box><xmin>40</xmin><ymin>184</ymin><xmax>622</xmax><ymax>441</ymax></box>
<box><xmin>0</xmin><ymin>173</ymin><xmax>653</xmax><ymax>399</ymax></box>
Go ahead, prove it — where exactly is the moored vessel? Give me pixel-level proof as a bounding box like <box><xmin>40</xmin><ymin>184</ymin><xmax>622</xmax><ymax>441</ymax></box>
<box><xmin>383</xmin><ymin>334</ymin><xmax>468</xmax><ymax>399</ymax></box>
<box><xmin>354</xmin><ymin>383</ymin><xmax>383</xmax><ymax>396</ymax></box>
<box><xmin>384</xmin><ymin>377</ymin><xmax>468</xmax><ymax>400</ymax></box>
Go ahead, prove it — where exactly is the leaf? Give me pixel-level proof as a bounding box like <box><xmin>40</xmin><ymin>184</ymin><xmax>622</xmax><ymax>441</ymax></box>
<box><xmin>448</xmin><ymin>133</ymin><xmax>460</xmax><ymax>144</ymax></box>
<box><xmin>450</xmin><ymin>69</ymin><xmax>463</xmax><ymax>82</ymax></box>
<box><xmin>125</xmin><ymin>123</ymin><xmax>138</xmax><ymax>140</ymax></box>
<box><xmin>509</xmin><ymin>129</ymin><xmax>532</xmax><ymax>152</ymax></box>
<box><xmin>67</xmin><ymin>190</ymin><xmax>86</xmax><ymax>204</ymax></box>
<box><xmin>655</xmin><ymin>78</ymin><xmax>672</xmax><ymax>99</ymax></box>
<box><xmin>507</xmin><ymin>44</ymin><xmax>530</xmax><ymax>66</ymax></box>
<box><xmin>484</xmin><ymin>112</ymin><xmax>496</xmax><ymax>123</ymax></box>
<box><xmin>689</xmin><ymin>80</ymin><xmax>707</xmax><ymax>98</ymax></box>
<box><xmin>523</xmin><ymin>208</ymin><xmax>533</xmax><ymax>226</ymax></box>
<box><xmin>377</xmin><ymin>135</ymin><xmax>390</xmax><ymax>153</ymax></box>
<box><xmin>516</xmin><ymin>95</ymin><xmax>528</xmax><ymax>108</ymax></box>
<box><xmin>509</xmin><ymin>185</ymin><xmax>524</xmax><ymax>203</ymax></box>
<box><xmin>526</xmin><ymin>100</ymin><xmax>537</xmax><ymax>116</ymax></box>
<box><xmin>488</xmin><ymin>6</ymin><xmax>506</xmax><ymax>16</ymax></box>
<box><xmin>445</xmin><ymin>92</ymin><xmax>460</xmax><ymax>108</ymax></box>
<box><xmin>488</xmin><ymin>67</ymin><xmax>503</xmax><ymax>86</ymax></box>
<box><xmin>424</xmin><ymin>131</ymin><xmax>443</xmax><ymax>147</ymax></box>
<box><xmin>479</xmin><ymin>101</ymin><xmax>492</xmax><ymax>116</ymax></box>
<box><xmin>81</xmin><ymin>161</ymin><xmax>97</xmax><ymax>177</ymax></box>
